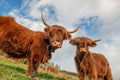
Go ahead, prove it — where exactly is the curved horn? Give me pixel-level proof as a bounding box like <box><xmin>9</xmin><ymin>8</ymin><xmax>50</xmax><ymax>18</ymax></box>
<box><xmin>68</xmin><ymin>26</ymin><xmax>80</xmax><ymax>33</ymax></box>
<box><xmin>93</xmin><ymin>39</ymin><xmax>101</xmax><ymax>42</ymax></box>
<box><xmin>41</xmin><ymin>12</ymin><xmax>51</xmax><ymax>27</ymax></box>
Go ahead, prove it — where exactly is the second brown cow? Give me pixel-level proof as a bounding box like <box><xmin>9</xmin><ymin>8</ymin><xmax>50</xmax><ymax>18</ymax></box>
<box><xmin>70</xmin><ymin>37</ymin><xmax>112</xmax><ymax>80</ymax></box>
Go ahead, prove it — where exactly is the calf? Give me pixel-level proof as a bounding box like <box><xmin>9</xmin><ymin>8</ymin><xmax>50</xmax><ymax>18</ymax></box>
<box><xmin>70</xmin><ymin>37</ymin><xmax>112</xmax><ymax>80</ymax></box>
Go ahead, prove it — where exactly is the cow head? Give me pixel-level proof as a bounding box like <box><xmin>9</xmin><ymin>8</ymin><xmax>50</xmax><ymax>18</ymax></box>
<box><xmin>70</xmin><ymin>37</ymin><xmax>101</xmax><ymax>55</ymax></box>
<box><xmin>41</xmin><ymin>12</ymin><xmax>80</xmax><ymax>52</ymax></box>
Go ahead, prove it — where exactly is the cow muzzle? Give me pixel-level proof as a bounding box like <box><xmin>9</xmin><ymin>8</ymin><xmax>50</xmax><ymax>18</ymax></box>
<box><xmin>79</xmin><ymin>48</ymin><xmax>88</xmax><ymax>53</ymax></box>
<box><xmin>51</xmin><ymin>41</ymin><xmax>62</xmax><ymax>48</ymax></box>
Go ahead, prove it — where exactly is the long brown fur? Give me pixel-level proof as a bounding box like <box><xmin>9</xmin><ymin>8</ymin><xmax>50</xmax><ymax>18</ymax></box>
<box><xmin>0</xmin><ymin>16</ymin><xmax>74</xmax><ymax>78</ymax></box>
<box><xmin>70</xmin><ymin>37</ymin><xmax>112</xmax><ymax>80</ymax></box>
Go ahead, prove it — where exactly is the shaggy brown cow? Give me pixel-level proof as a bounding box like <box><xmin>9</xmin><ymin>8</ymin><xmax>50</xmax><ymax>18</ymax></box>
<box><xmin>0</xmin><ymin>13</ymin><xmax>79</xmax><ymax>79</ymax></box>
<box><xmin>70</xmin><ymin>37</ymin><xmax>112</xmax><ymax>80</ymax></box>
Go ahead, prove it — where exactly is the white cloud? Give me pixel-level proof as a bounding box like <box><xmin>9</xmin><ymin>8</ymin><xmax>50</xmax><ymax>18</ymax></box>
<box><xmin>8</xmin><ymin>9</ymin><xmax>46</xmax><ymax>32</ymax></box>
<box><xmin>98</xmin><ymin>0</ymin><xmax>120</xmax><ymax>19</ymax></box>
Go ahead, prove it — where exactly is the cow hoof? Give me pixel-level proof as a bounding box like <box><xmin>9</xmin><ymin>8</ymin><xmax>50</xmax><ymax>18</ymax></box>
<box><xmin>33</xmin><ymin>77</ymin><xmax>40</xmax><ymax>80</ymax></box>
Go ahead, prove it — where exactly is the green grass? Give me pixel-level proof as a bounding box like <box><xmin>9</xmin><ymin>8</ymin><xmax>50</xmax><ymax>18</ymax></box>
<box><xmin>0</xmin><ymin>56</ymin><xmax>66</xmax><ymax>80</ymax></box>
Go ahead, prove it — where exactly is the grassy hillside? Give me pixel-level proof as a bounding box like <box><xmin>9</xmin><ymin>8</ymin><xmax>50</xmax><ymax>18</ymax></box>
<box><xmin>0</xmin><ymin>55</ymin><xmax>78</xmax><ymax>80</ymax></box>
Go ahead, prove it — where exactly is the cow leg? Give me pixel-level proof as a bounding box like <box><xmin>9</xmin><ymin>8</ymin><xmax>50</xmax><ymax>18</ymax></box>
<box><xmin>32</xmin><ymin>56</ymin><xmax>42</xmax><ymax>80</ymax></box>
<box><xmin>26</xmin><ymin>58</ymin><xmax>35</xmax><ymax>77</ymax></box>
<box><xmin>74</xmin><ymin>56</ymin><xmax>85</xmax><ymax>80</ymax></box>
<box><xmin>33</xmin><ymin>59</ymin><xmax>40</xmax><ymax>75</ymax></box>
<box><xmin>88</xmin><ymin>74</ymin><xmax>98</xmax><ymax>80</ymax></box>
<box><xmin>89</xmin><ymin>76</ymin><xmax>97</xmax><ymax>80</ymax></box>
<box><xmin>26</xmin><ymin>57</ymin><xmax>40</xmax><ymax>77</ymax></box>
<box><xmin>26</xmin><ymin>54</ymin><xmax>42</xmax><ymax>80</ymax></box>
<box><xmin>98</xmin><ymin>77</ymin><xmax>104</xmax><ymax>80</ymax></box>
<box><xmin>74</xmin><ymin>56</ymin><xmax>80</xmax><ymax>74</ymax></box>
<box><xmin>78</xmin><ymin>72</ymin><xmax>85</xmax><ymax>80</ymax></box>
<box><xmin>88</xmin><ymin>70</ymin><xmax>97</xmax><ymax>80</ymax></box>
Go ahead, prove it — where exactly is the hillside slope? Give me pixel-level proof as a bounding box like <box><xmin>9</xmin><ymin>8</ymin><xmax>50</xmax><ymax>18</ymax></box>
<box><xmin>0</xmin><ymin>56</ymin><xmax>78</xmax><ymax>80</ymax></box>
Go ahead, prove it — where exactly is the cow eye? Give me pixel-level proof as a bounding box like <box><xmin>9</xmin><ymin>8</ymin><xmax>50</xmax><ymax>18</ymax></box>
<box><xmin>79</xmin><ymin>43</ymin><xmax>84</xmax><ymax>47</ymax></box>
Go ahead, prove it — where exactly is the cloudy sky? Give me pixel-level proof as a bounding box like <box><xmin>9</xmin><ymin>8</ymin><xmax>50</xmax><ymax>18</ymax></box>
<box><xmin>0</xmin><ymin>0</ymin><xmax>120</xmax><ymax>79</ymax></box>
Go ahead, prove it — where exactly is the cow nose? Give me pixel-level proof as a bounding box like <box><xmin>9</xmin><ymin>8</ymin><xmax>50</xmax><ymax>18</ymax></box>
<box><xmin>53</xmin><ymin>41</ymin><xmax>62</xmax><ymax>48</ymax></box>
<box><xmin>80</xmin><ymin>48</ymin><xmax>87</xmax><ymax>52</ymax></box>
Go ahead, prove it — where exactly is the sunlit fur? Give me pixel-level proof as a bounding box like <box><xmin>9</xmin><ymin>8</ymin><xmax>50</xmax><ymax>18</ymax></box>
<box><xmin>70</xmin><ymin>37</ymin><xmax>112</xmax><ymax>80</ymax></box>
<box><xmin>0</xmin><ymin>16</ymin><xmax>72</xmax><ymax>78</ymax></box>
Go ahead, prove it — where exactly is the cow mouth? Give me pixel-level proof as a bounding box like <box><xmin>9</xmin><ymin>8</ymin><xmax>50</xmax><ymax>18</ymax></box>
<box><xmin>51</xmin><ymin>47</ymin><xmax>57</xmax><ymax>52</ymax></box>
<box><xmin>47</xmin><ymin>46</ymin><xmax>57</xmax><ymax>53</ymax></box>
<box><xmin>79</xmin><ymin>52</ymin><xmax>87</xmax><ymax>54</ymax></box>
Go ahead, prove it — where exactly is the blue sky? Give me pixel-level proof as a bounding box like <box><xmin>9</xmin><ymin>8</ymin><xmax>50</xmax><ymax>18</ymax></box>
<box><xmin>0</xmin><ymin>0</ymin><xmax>120</xmax><ymax>79</ymax></box>
<box><xmin>0</xmin><ymin>0</ymin><xmax>22</xmax><ymax>15</ymax></box>
<box><xmin>0</xmin><ymin>0</ymin><xmax>101</xmax><ymax>37</ymax></box>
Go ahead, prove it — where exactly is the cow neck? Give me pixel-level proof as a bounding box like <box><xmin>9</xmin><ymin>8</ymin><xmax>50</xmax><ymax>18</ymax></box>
<box><xmin>47</xmin><ymin>45</ymin><xmax>51</xmax><ymax>54</ymax></box>
<box><xmin>45</xmin><ymin>40</ymin><xmax>56</xmax><ymax>53</ymax></box>
<box><xmin>76</xmin><ymin>51</ymin><xmax>90</xmax><ymax>62</ymax></box>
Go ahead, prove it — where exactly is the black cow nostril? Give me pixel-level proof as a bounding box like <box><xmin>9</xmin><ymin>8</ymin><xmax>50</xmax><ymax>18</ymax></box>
<box><xmin>53</xmin><ymin>41</ymin><xmax>57</xmax><ymax>45</ymax></box>
<box><xmin>54</xmin><ymin>42</ymin><xmax>57</xmax><ymax>45</ymax></box>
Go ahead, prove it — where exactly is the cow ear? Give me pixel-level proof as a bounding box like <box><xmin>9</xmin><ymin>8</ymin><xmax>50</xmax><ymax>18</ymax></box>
<box><xmin>44</xmin><ymin>28</ymin><xmax>49</xmax><ymax>32</ymax></box>
<box><xmin>69</xmin><ymin>39</ymin><xmax>77</xmax><ymax>45</ymax></box>
<box><xmin>64</xmin><ymin>33</ymin><xmax>71</xmax><ymax>40</ymax></box>
<box><xmin>89</xmin><ymin>39</ymin><xmax>101</xmax><ymax>47</ymax></box>
<box><xmin>89</xmin><ymin>42</ymin><xmax>97</xmax><ymax>47</ymax></box>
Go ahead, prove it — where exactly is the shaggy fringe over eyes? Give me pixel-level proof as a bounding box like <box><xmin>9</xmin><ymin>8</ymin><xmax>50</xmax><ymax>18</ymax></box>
<box><xmin>70</xmin><ymin>37</ymin><xmax>97</xmax><ymax>47</ymax></box>
<box><xmin>44</xmin><ymin>27</ymin><xmax>71</xmax><ymax>40</ymax></box>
